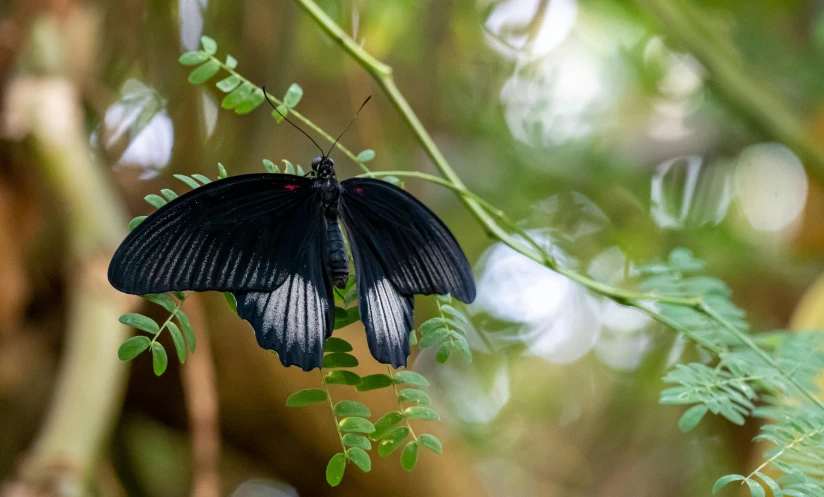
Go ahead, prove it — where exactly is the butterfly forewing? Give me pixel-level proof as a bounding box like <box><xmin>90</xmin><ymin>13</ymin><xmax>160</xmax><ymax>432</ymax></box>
<box><xmin>108</xmin><ymin>174</ymin><xmax>317</xmax><ymax>295</ymax></box>
<box><xmin>340</xmin><ymin>178</ymin><xmax>476</xmax><ymax>303</ymax></box>
<box><xmin>109</xmin><ymin>173</ymin><xmax>336</xmax><ymax>370</ymax></box>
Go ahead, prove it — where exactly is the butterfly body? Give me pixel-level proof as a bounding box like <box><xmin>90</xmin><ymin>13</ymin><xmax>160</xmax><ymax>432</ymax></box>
<box><xmin>310</xmin><ymin>158</ymin><xmax>349</xmax><ymax>289</ymax></box>
<box><xmin>109</xmin><ymin>157</ymin><xmax>475</xmax><ymax>371</ymax></box>
<box><xmin>325</xmin><ymin>221</ymin><xmax>349</xmax><ymax>289</ymax></box>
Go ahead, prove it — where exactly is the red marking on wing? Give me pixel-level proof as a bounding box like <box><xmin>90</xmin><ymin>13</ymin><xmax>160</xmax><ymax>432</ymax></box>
<box><xmin>283</xmin><ymin>184</ymin><xmax>301</xmax><ymax>191</ymax></box>
<box><xmin>354</xmin><ymin>187</ymin><xmax>364</xmax><ymax>195</ymax></box>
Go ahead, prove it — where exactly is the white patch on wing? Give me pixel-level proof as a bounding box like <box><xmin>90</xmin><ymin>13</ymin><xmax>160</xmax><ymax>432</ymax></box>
<box><xmin>367</xmin><ymin>278</ymin><xmax>405</xmax><ymax>352</ymax></box>
<box><xmin>257</xmin><ymin>274</ymin><xmax>323</xmax><ymax>355</ymax></box>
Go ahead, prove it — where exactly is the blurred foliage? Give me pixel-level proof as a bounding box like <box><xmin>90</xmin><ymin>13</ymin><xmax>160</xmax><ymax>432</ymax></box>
<box><xmin>6</xmin><ymin>0</ymin><xmax>824</xmax><ymax>496</ymax></box>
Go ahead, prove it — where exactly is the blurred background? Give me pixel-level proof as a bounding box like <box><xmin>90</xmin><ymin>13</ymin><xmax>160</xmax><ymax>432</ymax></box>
<box><xmin>2</xmin><ymin>0</ymin><xmax>824</xmax><ymax>496</ymax></box>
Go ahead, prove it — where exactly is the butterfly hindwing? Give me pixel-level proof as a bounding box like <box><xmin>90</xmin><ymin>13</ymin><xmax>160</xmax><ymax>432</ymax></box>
<box><xmin>108</xmin><ymin>174</ymin><xmax>318</xmax><ymax>295</ymax></box>
<box><xmin>339</xmin><ymin>178</ymin><xmax>476</xmax><ymax>303</ymax></box>
<box><xmin>342</xmin><ymin>215</ymin><xmax>414</xmax><ymax>367</ymax></box>
<box><xmin>234</xmin><ymin>216</ymin><xmax>334</xmax><ymax>371</ymax></box>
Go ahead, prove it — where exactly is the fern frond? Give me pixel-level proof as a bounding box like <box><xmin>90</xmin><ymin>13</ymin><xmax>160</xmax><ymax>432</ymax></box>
<box><xmin>639</xmin><ymin>249</ymin><xmax>748</xmax><ymax>352</ymax></box>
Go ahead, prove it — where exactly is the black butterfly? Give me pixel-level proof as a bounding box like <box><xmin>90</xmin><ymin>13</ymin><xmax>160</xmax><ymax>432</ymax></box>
<box><xmin>108</xmin><ymin>95</ymin><xmax>475</xmax><ymax>371</ymax></box>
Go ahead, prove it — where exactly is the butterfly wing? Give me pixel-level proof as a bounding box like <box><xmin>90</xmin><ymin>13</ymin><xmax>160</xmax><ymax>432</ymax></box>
<box><xmin>109</xmin><ymin>173</ymin><xmax>334</xmax><ymax>370</ymax></box>
<box><xmin>339</xmin><ymin>178</ymin><xmax>475</xmax><ymax>302</ymax></box>
<box><xmin>234</xmin><ymin>215</ymin><xmax>334</xmax><ymax>371</ymax></box>
<box><xmin>339</xmin><ymin>178</ymin><xmax>475</xmax><ymax>367</ymax></box>
<box><xmin>108</xmin><ymin>174</ymin><xmax>318</xmax><ymax>295</ymax></box>
<box><xmin>341</xmin><ymin>213</ymin><xmax>414</xmax><ymax>368</ymax></box>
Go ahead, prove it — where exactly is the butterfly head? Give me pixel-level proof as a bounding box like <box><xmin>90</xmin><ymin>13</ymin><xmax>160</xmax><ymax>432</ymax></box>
<box><xmin>312</xmin><ymin>157</ymin><xmax>336</xmax><ymax>178</ymax></box>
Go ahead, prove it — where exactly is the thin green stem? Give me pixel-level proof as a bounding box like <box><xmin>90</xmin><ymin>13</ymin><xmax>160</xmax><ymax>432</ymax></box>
<box><xmin>435</xmin><ymin>298</ymin><xmax>456</xmax><ymax>357</ymax></box>
<box><xmin>632</xmin><ymin>301</ymin><xmax>725</xmax><ymax>356</ymax></box>
<box><xmin>356</xmin><ymin>171</ymin><xmax>506</xmax><ymax>218</ymax></box>
<box><xmin>208</xmin><ymin>55</ymin><xmax>371</xmax><ymax>174</ymax></box>
<box><xmin>150</xmin><ymin>292</ymin><xmax>190</xmax><ymax>346</ymax></box>
<box><xmin>320</xmin><ymin>368</ymin><xmax>348</xmax><ymax>456</ymax></box>
<box><xmin>386</xmin><ymin>366</ymin><xmax>418</xmax><ymax>442</ymax></box>
<box><xmin>748</xmin><ymin>426</ymin><xmax>824</xmax><ymax>479</ymax></box>
<box><xmin>292</xmin><ymin>0</ymin><xmax>392</xmax><ymax>78</ymax></box>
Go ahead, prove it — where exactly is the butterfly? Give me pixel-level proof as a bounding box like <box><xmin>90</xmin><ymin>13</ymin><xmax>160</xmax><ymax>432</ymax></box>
<box><xmin>108</xmin><ymin>93</ymin><xmax>475</xmax><ymax>371</ymax></box>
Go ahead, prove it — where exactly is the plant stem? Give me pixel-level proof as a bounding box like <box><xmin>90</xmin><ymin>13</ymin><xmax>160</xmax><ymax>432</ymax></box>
<box><xmin>633</xmin><ymin>301</ymin><xmax>725</xmax><ymax>356</ymax></box>
<box><xmin>294</xmin><ymin>0</ymin><xmax>824</xmax><ymax>411</ymax></box>
<box><xmin>357</xmin><ymin>170</ymin><xmax>506</xmax><ymax>218</ymax></box>
<box><xmin>150</xmin><ymin>292</ymin><xmax>190</xmax><ymax>346</ymax></box>
<box><xmin>386</xmin><ymin>366</ymin><xmax>419</xmax><ymax>442</ymax></box>
<box><xmin>748</xmin><ymin>426</ymin><xmax>824</xmax><ymax>479</ymax></box>
<box><xmin>435</xmin><ymin>298</ymin><xmax>457</xmax><ymax>359</ymax></box>
<box><xmin>208</xmin><ymin>55</ymin><xmax>371</xmax><ymax>174</ymax></box>
<box><xmin>10</xmin><ymin>73</ymin><xmax>134</xmax><ymax>491</ymax></box>
<box><xmin>320</xmin><ymin>368</ymin><xmax>348</xmax><ymax>456</ymax></box>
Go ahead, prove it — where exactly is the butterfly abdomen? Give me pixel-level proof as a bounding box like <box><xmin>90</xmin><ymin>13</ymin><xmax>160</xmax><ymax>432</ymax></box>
<box><xmin>327</xmin><ymin>219</ymin><xmax>349</xmax><ymax>289</ymax></box>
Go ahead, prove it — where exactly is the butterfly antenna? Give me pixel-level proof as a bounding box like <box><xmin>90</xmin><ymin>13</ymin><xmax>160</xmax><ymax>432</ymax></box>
<box><xmin>325</xmin><ymin>95</ymin><xmax>372</xmax><ymax>158</ymax></box>
<box><xmin>262</xmin><ymin>86</ymin><xmax>324</xmax><ymax>157</ymax></box>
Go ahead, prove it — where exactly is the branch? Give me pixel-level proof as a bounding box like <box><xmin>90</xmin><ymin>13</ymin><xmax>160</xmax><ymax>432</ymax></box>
<box><xmin>386</xmin><ymin>366</ymin><xmax>419</xmax><ymax>442</ymax></box>
<box><xmin>2</xmin><ymin>77</ymin><xmax>134</xmax><ymax>494</ymax></box>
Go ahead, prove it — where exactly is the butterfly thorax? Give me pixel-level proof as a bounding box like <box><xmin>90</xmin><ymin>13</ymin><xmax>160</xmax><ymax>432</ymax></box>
<box><xmin>314</xmin><ymin>174</ymin><xmax>341</xmax><ymax>218</ymax></box>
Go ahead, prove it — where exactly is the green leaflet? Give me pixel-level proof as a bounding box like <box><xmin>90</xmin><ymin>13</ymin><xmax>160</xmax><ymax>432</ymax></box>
<box><xmin>357</xmin><ymin>374</ymin><xmax>393</xmax><ymax>391</ymax></box>
<box><xmin>346</xmin><ymin>447</ymin><xmax>371</xmax><ymax>472</ymax></box>
<box><xmin>325</xmin><ymin>453</ymin><xmax>345</xmax><ymax>487</ymax></box>
<box><xmin>324</xmin><ymin>337</ymin><xmax>353</xmax><ymax>353</ymax></box>
<box><xmin>118</xmin><ymin>336</ymin><xmax>151</xmax><ymax>361</ymax></box>
<box><xmin>378</xmin><ymin>427</ymin><xmax>410</xmax><ymax>456</ymax></box>
<box><xmin>119</xmin><ymin>313</ymin><xmax>159</xmax><ymax>334</ymax></box>
<box><xmin>188</xmin><ymin>60</ymin><xmax>220</xmax><ymax>84</ymax></box>
<box><xmin>286</xmin><ymin>389</ymin><xmax>328</xmax><ymax>407</ymax></box>
<box><xmin>334</xmin><ymin>400</ymin><xmax>371</xmax><ymax>418</ymax></box>
<box><xmin>342</xmin><ymin>433</ymin><xmax>371</xmax><ymax>450</ymax></box>
<box><xmin>324</xmin><ymin>370</ymin><xmax>361</xmax><ymax>386</ymax></box>
<box><xmin>151</xmin><ymin>343</ymin><xmax>168</xmax><ymax>376</ymax></box>
<box><xmin>167</xmin><ymin>322</ymin><xmax>187</xmax><ymax>364</ymax></box>
<box><xmin>283</xmin><ymin>83</ymin><xmax>303</xmax><ymax>108</ymax></box>
<box><xmin>393</xmin><ymin>371</ymin><xmax>429</xmax><ymax>387</ymax></box>
<box><xmin>419</xmin><ymin>434</ymin><xmax>442</xmax><ymax>454</ymax></box>
<box><xmin>338</xmin><ymin>417</ymin><xmax>375</xmax><ymax>433</ymax></box>
<box><xmin>370</xmin><ymin>412</ymin><xmax>403</xmax><ymax>441</ymax></box>
<box><xmin>400</xmin><ymin>441</ymin><xmax>419</xmax><ymax>471</ymax></box>
<box><xmin>323</xmin><ymin>352</ymin><xmax>359</xmax><ymax>368</ymax></box>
